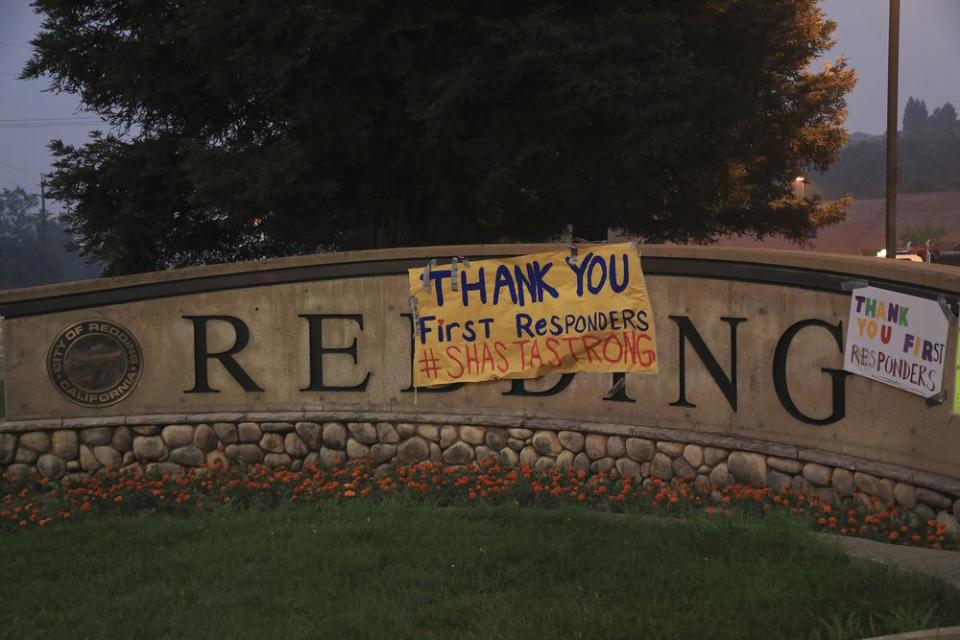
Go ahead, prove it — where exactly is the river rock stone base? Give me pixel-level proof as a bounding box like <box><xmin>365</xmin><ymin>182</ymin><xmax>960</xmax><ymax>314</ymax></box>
<box><xmin>2</xmin><ymin>421</ymin><xmax>958</xmax><ymax>532</ymax></box>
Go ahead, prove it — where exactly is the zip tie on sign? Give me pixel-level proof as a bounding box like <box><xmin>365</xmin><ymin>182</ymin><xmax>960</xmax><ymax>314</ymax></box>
<box><xmin>926</xmin><ymin>389</ymin><xmax>947</xmax><ymax>407</ymax></box>
<box><xmin>937</xmin><ymin>294</ymin><xmax>957</xmax><ymax>323</ymax></box>
<box><xmin>408</xmin><ymin>296</ymin><xmax>420</xmax><ymax>338</ymax></box>
<box><xmin>449</xmin><ymin>256</ymin><xmax>472</xmax><ymax>292</ymax></box>
<box><xmin>609</xmin><ymin>375</ymin><xmax>626</xmax><ymax>396</ymax></box>
<box><xmin>840</xmin><ymin>279</ymin><xmax>869</xmax><ymax>292</ymax></box>
<box><xmin>566</xmin><ymin>244</ymin><xmax>579</xmax><ymax>268</ymax></box>
<box><xmin>572</xmin><ymin>236</ymin><xmax>607</xmax><ymax>244</ymax></box>
<box><xmin>408</xmin><ymin>295</ymin><xmax>421</xmax><ymax>403</ymax></box>
<box><xmin>422</xmin><ymin>258</ymin><xmax>436</xmax><ymax>292</ymax></box>
<box><xmin>630</xmin><ymin>240</ymin><xmax>641</xmax><ymax>257</ymax></box>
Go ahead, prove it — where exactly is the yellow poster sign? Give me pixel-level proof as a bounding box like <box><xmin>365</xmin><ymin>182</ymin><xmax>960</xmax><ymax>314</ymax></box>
<box><xmin>408</xmin><ymin>243</ymin><xmax>658</xmax><ymax>387</ymax></box>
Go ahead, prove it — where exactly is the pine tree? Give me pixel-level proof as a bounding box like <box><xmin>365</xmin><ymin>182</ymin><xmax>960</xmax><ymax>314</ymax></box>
<box><xmin>930</xmin><ymin>102</ymin><xmax>958</xmax><ymax>130</ymax></box>
<box><xmin>902</xmin><ymin>97</ymin><xmax>929</xmax><ymax>135</ymax></box>
<box><xmin>26</xmin><ymin>0</ymin><xmax>855</xmax><ymax>274</ymax></box>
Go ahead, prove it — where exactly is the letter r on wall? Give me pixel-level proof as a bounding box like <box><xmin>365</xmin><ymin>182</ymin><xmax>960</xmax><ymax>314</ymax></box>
<box><xmin>184</xmin><ymin>315</ymin><xmax>263</xmax><ymax>393</ymax></box>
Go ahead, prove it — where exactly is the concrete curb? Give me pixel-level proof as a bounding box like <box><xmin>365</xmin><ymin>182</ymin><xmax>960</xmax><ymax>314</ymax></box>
<box><xmin>861</xmin><ymin>626</ymin><xmax>960</xmax><ymax>639</ymax></box>
<box><xmin>830</xmin><ymin>534</ymin><xmax>960</xmax><ymax>592</ymax></box>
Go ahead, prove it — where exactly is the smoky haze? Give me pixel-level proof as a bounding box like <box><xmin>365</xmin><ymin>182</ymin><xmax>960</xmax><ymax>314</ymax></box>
<box><xmin>0</xmin><ymin>0</ymin><xmax>107</xmax><ymax>194</ymax></box>
<box><xmin>1</xmin><ymin>0</ymin><xmax>959</xmax><ymax>189</ymax></box>
<box><xmin>825</xmin><ymin>0</ymin><xmax>960</xmax><ymax>134</ymax></box>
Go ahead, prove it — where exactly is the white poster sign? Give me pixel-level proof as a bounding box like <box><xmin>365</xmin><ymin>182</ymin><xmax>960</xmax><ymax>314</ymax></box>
<box><xmin>844</xmin><ymin>286</ymin><xmax>949</xmax><ymax>398</ymax></box>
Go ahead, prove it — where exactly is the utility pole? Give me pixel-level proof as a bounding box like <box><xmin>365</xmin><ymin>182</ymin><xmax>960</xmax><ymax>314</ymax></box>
<box><xmin>885</xmin><ymin>0</ymin><xmax>900</xmax><ymax>259</ymax></box>
<box><xmin>40</xmin><ymin>174</ymin><xmax>48</xmax><ymax>280</ymax></box>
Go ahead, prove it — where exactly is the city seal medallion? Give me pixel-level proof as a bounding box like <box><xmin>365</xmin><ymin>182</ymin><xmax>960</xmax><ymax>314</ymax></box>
<box><xmin>47</xmin><ymin>320</ymin><xmax>143</xmax><ymax>408</ymax></box>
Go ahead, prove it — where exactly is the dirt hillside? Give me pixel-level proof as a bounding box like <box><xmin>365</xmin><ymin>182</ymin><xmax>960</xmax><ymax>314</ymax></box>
<box><xmin>716</xmin><ymin>190</ymin><xmax>960</xmax><ymax>255</ymax></box>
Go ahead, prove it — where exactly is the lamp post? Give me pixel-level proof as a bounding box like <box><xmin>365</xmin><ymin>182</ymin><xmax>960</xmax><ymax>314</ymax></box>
<box><xmin>885</xmin><ymin>0</ymin><xmax>900</xmax><ymax>259</ymax></box>
<box><xmin>794</xmin><ymin>176</ymin><xmax>806</xmax><ymax>199</ymax></box>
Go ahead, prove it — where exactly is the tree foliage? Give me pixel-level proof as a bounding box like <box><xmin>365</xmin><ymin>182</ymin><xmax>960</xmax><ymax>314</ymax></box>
<box><xmin>25</xmin><ymin>0</ymin><xmax>854</xmax><ymax>274</ymax></box>
<box><xmin>929</xmin><ymin>102</ymin><xmax>958</xmax><ymax>131</ymax></box>
<box><xmin>904</xmin><ymin>97</ymin><xmax>958</xmax><ymax>136</ymax></box>
<box><xmin>817</xmin><ymin>97</ymin><xmax>960</xmax><ymax>199</ymax></box>
<box><xmin>899</xmin><ymin>223</ymin><xmax>947</xmax><ymax>251</ymax></box>
<box><xmin>903</xmin><ymin>97</ymin><xmax>929</xmax><ymax>135</ymax></box>
<box><xmin>0</xmin><ymin>187</ymin><xmax>100</xmax><ymax>289</ymax></box>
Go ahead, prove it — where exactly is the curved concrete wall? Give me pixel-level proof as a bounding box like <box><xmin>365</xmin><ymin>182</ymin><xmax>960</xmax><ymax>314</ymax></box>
<box><xmin>0</xmin><ymin>245</ymin><xmax>958</xmax><ymax>485</ymax></box>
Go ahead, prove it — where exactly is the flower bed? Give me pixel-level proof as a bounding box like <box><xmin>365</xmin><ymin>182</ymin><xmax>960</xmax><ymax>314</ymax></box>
<box><xmin>1</xmin><ymin>459</ymin><xmax>957</xmax><ymax>549</ymax></box>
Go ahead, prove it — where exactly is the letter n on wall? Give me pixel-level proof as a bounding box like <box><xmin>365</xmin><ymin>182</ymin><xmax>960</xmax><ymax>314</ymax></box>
<box><xmin>669</xmin><ymin>316</ymin><xmax>746</xmax><ymax>411</ymax></box>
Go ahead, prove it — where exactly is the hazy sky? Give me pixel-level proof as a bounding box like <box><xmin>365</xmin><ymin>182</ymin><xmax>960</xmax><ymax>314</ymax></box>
<box><xmin>1</xmin><ymin>0</ymin><xmax>959</xmax><ymax>194</ymax></box>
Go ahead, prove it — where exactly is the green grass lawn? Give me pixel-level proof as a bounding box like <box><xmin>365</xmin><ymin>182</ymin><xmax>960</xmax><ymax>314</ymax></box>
<box><xmin>1</xmin><ymin>504</ymin><xmax>958</xmax><ymax>639</ymax></box>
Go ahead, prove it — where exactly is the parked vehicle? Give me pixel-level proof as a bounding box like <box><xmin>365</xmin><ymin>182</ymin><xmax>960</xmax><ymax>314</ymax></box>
<box><xmin>933</xmin><ymin>251</ymin><xmax>960</xmax><ymax>267</ymax></box>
